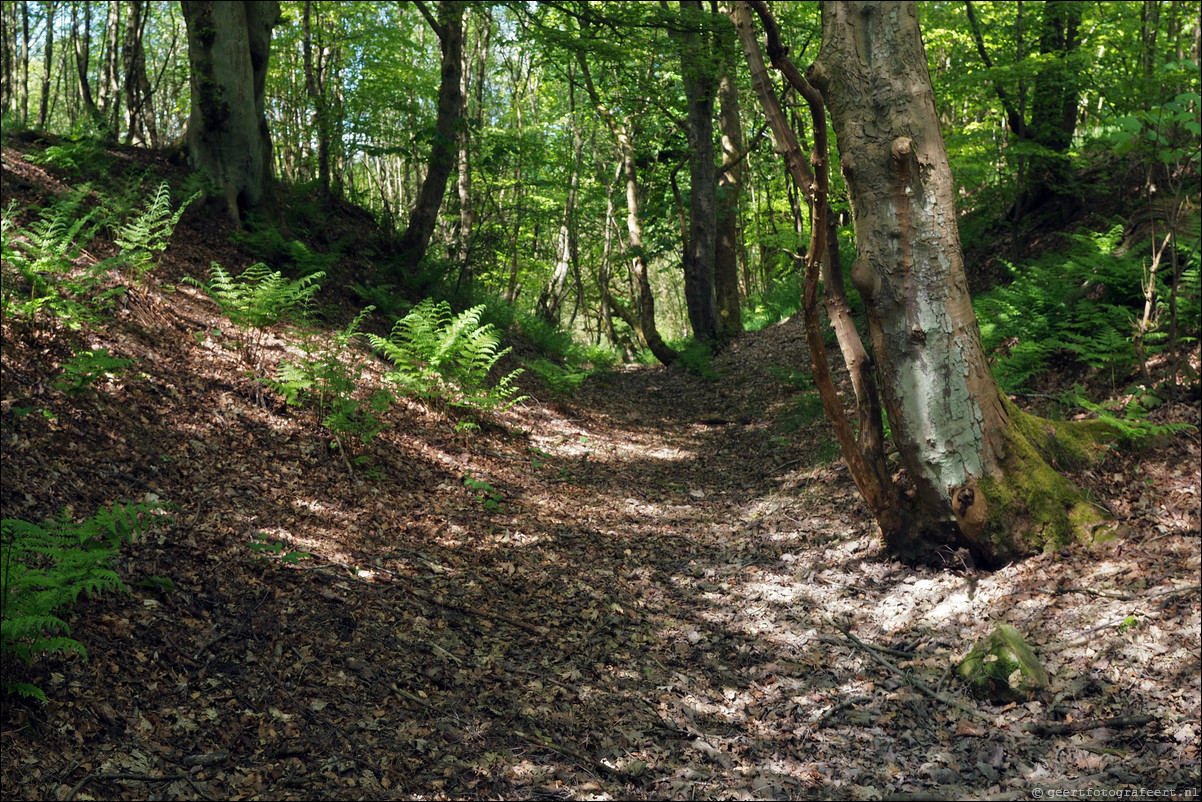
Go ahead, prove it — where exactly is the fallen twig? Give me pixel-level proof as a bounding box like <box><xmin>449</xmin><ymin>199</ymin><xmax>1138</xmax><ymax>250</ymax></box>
<box><xmin>1040</xmin><ymin>586</ymin><xmax>1136</xmax><ymax>601</ymax></box>
<box><xmin>392</xmin><ymin>684</ymin><xmax>442</xmax><ymax>714</ymax></box>
<box><xmin>823</xmin><ymin>615</ymin><xmax>997</xmax><ymax>725</ymax></box>
<box><xmin>65</xmin><ymin>771</ymin><xmax>216</xmax><ymax>802</ymax></box>
<box><xmin>513</xmin><ymin>729</ymin><xmax>619</xmax><ymax>776</ymax></box>
<box><xmin>398</xmin><ymin>582</ymin><xmax>547</xmax><ymax>636</ymax></box>
<box><xmin>1023</xmin><ymin>714</ymin><xmax>1153</xmax><ymax>736</ymax></box>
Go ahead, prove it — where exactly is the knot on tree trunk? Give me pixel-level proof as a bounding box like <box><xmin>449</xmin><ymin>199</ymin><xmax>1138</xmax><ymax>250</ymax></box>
<box><xmin>952</xmin><ymin>481</ymin><xmax>989</xmax><ymax>543</ymax></box>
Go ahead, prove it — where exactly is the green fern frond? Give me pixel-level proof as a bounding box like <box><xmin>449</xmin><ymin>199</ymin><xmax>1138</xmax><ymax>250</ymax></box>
<box><xmin>2</xmin><ymin>502</ymin><xmax>160</xmax><ymax>699</ymax></box>
<box><xmin>113</xmin><ymin>181</ymin><xmax>200</xmax><ymax>276</ymax></box>
<box><xmin>369</xmin><ymin>299</ymin><xmax>525</xmax><ymax>413</ymax></box>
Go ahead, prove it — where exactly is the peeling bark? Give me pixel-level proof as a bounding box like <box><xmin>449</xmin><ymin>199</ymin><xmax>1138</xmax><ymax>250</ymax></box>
<box><xmin>810</xmin><ymin>0</ymin><xmax>1108</xmax><ymax>564</ymax></box>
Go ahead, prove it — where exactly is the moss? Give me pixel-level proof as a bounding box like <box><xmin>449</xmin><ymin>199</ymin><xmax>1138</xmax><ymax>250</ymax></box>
<box><xmin>957</xmin><ymin>624</ymin><xmax>1050</xmax><ymax>703</ymax></box>
<box><xmin>974</xmin><ymin>399</ymin><xmax>1114</xmax><ymax>562</ymax></box>
<box><xmin>1008</xmin><ymin>401</ymin><xmax>1123</xmax><ymax>471</ymax></box>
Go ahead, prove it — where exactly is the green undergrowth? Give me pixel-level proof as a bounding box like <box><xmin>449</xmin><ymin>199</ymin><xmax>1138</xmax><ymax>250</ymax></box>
<box><xmin>974</xmin><ymin>224</ymin><xmax>1201</xmax><ymax>393</ymax></box>
<box><xmin>1</xmin><ymin>179</ymin><xmax>197</xmax><ymax>338</ymax></box>
<box><xmin>1</xmin><ymin>502</ymin><xmax>167</xmax><ymax>702</ymax></box>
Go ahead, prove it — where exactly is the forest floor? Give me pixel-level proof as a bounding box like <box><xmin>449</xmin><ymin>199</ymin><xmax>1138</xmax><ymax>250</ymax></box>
<box><xmin>2</xmin><ymin>140</ymin><xmax>1201</xmax><ymax>801</ymax></box>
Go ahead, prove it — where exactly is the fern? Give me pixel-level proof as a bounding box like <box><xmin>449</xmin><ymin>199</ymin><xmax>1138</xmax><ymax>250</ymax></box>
<box><xmin>1068</xmin><ymin>387</ymin><xmax>1198</xmax><ymax>444</ymax></box>
<box><xmin>185</xmin><ymin>263</ymin><xmax>324</xmax><ymax>388</ymax></box>
<box><xmin>53</xmin><ymin>348</ymin><xmax>136</xmax><ymax>396</ymax></box>
<box><xmin>270</xmin><ymin>307</ymin><xmax>393</xmax><ymax>466</ymax></box>
<box><xmin>113</xmin><ymin>181</ymin><xmax>200</xmax><ymax>277</ymax></box>
<box><xmin>366</xmin><ymin>299</ymin><xmax>526</xmax><ymax>413</ymax></box>
<box><xmin>974</xmin><ymin>224</ymin><xmax>1168</xmax><ymax>391</ymax></box>
<box><xmin>1</xmin><ymin>503</ymin><xmax>160</xmax><ymax>702</ymax></box>
<box><xmin>186</xmin><ymin>262</ymin><xmax>323</xmax><ymax>331</ymax></box>
<box><xmin>1</xmin><ymin>190</ymin><xmax>106</xmax><ymax>334</ymax></box>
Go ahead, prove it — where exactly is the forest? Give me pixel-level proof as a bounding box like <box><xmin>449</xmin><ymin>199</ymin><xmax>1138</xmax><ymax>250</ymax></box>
<box><xmin>0</xmin><ymin>1</ymin><xmax>1199</xmax><ymax>799</ymax></box>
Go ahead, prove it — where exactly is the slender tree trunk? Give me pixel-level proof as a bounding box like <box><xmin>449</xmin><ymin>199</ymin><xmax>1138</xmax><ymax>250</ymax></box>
<box><xmin>537</xmin><ymin>75</ymin><xmax>582</xmax><ymax>325</ymax></box>
<box><xmin>737</xmin><ymin>0</ymin><xmax>900</xmax><ymax>539</ymax></box>
<box><xmin>302</xmin><ymin>0</ymin><xmax>331</xmax><ymax>196</ymax></box>
<box><xmin>673</xmin><ymin>0</ymin><xmax>720</xmax><ymax>343</ymax></box>
<box><xmin>98</xmin><ymin>0</ymin><xmax>120</xmax><ymax>134</ymax></box>
<box><xmin>578</xmin><ymin>51</ymin><xmax>677</xmax><ymax>366</ymax></box>
<box><xmin>36</xmin><ymin>0</ymin><xmax>54</xmax><ymax>128</ymax></box>
<box><xmin>598</xmin><ymin>162</ymin><xmax>621</xmax><ymax>351</ymax></box>
<box><xmin>714</xmin><ymin>50</ymin><xmax>744</xmax><ymax>338</ymax></box>
<box><xmin>3</xmin><ymin>3</ymin><xmax>17</xmax><ymax>115</ymax></box>
<box><xmin>395</xmin><ymin>0</ymin><xmax>464</xmax><ymax>279</ymax></box>
<box><xmin>20</xmin><ymin>0</ymin><xmax>30</xmax><ymax>123</ymax></box>
<box><xmin>70</xmin><ymin>1</ymin><xmax>103</xmax><ymax>130</ymax></box>
<box><xmin>455</xmin><ymin>8</ymin><xmax>487</xmax><ymax>290</ymax></box>
<box><xmin>123</xmin><ymin>0</ymin><xmax>157</xmax><ymax>145</ymax></box>
<box><xmin>965</xmin><ymin>0</ymin><xmax>1081</xmax><ymax>210</ymax></box>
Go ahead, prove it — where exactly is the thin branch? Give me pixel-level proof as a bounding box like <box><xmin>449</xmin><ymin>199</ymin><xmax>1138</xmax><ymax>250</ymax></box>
<box><xmin>412</xmin><ymin>0</ymin><xmax>442</xmax><ymax>40</ymax></box>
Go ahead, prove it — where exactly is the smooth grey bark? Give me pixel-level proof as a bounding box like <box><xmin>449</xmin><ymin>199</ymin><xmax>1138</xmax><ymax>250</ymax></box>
<box><xmin>182</xmin><ymin>0</ymin><xmax>280</xmax><ymax>222</ymax></box>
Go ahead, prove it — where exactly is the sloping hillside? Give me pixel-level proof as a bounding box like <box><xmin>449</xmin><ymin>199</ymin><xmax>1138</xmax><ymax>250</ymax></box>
<box><xmin>2</xmin><ymin>137</ymin><xmax>1199</xmax><ymax>800</ymax></box>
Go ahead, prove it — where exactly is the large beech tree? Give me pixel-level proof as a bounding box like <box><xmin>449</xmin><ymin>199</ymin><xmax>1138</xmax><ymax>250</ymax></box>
<box><xmin>181</xmin><ymin>0</ymin><xmax>281</xmax><ymax>222</ymax></box>
<box><xmin>739</xmin><ymin>0</ymin><xmax>1114</xmax><ymax>565</ymax></box>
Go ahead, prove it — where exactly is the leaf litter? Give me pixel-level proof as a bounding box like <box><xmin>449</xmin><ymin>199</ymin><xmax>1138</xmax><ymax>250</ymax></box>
<box><xmin>1</xmin><ymin>143</ymin><xmax>1200</xmax><ymax>801</ymax></box>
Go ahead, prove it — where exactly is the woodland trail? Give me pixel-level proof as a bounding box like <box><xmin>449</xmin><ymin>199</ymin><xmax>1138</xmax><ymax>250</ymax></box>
<box><xmin>2</xmin><ymin>268</ymin><xmax>1200</xmax><ymax>799</ymax></box>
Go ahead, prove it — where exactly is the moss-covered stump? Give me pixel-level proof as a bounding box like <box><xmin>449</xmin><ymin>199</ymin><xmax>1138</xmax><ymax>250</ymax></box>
<box><xmin>957</xmin><ymin>624</ymin><xmax>1050</xmax><ymax>703</ymax></box>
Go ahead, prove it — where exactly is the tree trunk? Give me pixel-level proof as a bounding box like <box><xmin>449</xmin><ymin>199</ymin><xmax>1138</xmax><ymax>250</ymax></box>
<box><xmin>70</xmin><ymin>1</ymin><xmax>104</xmax><ymax>132</ymax></box>
<box><xmin>454</xmin><ymin>8</ymin><xmax>487</xmax><ymax>291</ymax></box>
<box><xmin>395</xmin><ymin>0</ymin><xmax>464</xmax><ymax>279</ymax></box>
<box><xmin>676</xmin><ymin>0</ymin><xmax>720</xmax><ymax>343</ymax></box>
<box><xmin>123</xmin><ymin>0</ymin><xmax>157</xmax><ymax>146</ymax></box>
<box><xmin>181</xmin><ymin>0</ymin><xmax>280</xmax><ymax>223</ymax></box>
<box><xmin>1</xmin><ymin>4</ymin><xmax>13</xmax><ymax>115</ymax></box>
<box><xmin>20</xmin><ymin>0</ymin><xmax>30</xmax><ymax>123</ymax></box>
<box><xmin>807</xmin><ymin>0</ymin><xmax>1108</xmax><ymax>564</ymax></box>
<box><xmin>98</xmin><ymin>0</ymin><xmax>120</xmax><ymax>133</ymax></box>
<box><xmin>36</xmin><ymin>0</ymin><xmax>53</xmax><ymax>128</ymax></box>
<box><xmin>964</xmin><ymin>0</ymin><xmax>1082</xmax><ymax>209</ymax></box>
<box><xmin>537</xmin><ymin>74</ymin><xmax>582</xmax><ymax>325</ymax></box>
<box><xmin>578</xmin><ymin>52</ymin><xmax>677</xmax><ymax>366</ymax></box>
<box><xmin>714</xmin><ymin>53</ymin><xmax>745</xmax><ymax>339</ymax></box>
<box><xmin>302</xmin><ymin>0</ymin><xmax>332</xmax><ymax>196</ymax></box>
<box><xmin>737</xmin><ymin>0</ymin><xmax>901</xmax><ymax>540</ymax></box>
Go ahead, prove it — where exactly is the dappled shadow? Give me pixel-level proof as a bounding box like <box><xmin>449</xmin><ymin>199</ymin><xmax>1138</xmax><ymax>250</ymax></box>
<box><xmin>3</xmin><ymin>205</ymin><xmax>1199</xmax><ymax>800</ymax></box>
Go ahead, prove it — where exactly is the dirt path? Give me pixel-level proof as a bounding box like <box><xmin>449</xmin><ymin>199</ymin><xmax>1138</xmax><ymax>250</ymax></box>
<box><xmin>3</xmin><ymin>287</ymin><xmax>1199</xmax><ymax>800</ymax></box>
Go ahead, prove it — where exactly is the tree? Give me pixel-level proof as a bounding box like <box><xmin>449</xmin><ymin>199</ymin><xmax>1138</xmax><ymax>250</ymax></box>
<box><xmin>673</xmin><ymin>0</ymin><xmax>721</xmax><ymax>343</ymax></box>
<box><xmin>964</xmin><ymin>0</ymin><xmax>1083</xmax><ymax>212</ymax></box>
<box><xmin>714</xmin><ymin>34</ymin><xmax>746</xmax><ymax>339</ymax></box>
<box><xmin>301</xmin><ymin>0</ymin><xmax>336</xmax><ymax>197</ymax></box>
<box><xmin>69</xmin><ymin>0</ymin><xmax>105</xmax><ymax>134</ymax></box>
<box><xmin>740</xmin><ymin>0</ymin><xmax>1114</xmax><ymax>565</ymax></box>
<box><xmin>36</xmin><ymin>0</ymin><xmax>54</xmax><ymax>128</ymax></box>
<box><xmin>394</xmin><ymin>0</ymin><xmax>465</xmax><ymax>280</ymax></box>
<box><xmin>123</xmin><ymin>0</ymin><xmax>158</xmax><ymax>146</ymax></box>
<box><xmin>578</xmin><ymin>35</ymin><xmax>678</xmax><ymax>366</ymax></box>
<box><xmin>181</xmin><ymin>0</ymin><xmax>281</xmax><ymax>223</ymax></box>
